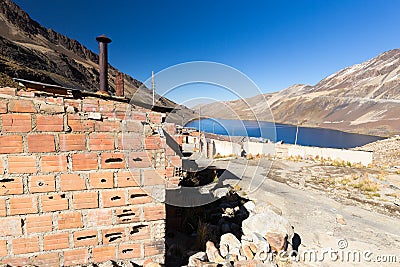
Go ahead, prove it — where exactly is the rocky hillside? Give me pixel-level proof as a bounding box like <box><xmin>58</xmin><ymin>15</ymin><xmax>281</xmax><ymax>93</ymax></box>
<box><xmin>0</xmin><ymin>0</ymin><xmax>196</xmax><ymax>123</ymax></box>
<box><xmin>195</xmin><ymin>49</ymin><xmax>400</xmax><ymax>137</ymax></box>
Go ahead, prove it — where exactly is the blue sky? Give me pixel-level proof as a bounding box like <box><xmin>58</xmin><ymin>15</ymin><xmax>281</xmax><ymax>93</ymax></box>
<box><xmin>13</xmin><ymin>0</ymin><xmax>400</xmax><ymax>105</ymax></box>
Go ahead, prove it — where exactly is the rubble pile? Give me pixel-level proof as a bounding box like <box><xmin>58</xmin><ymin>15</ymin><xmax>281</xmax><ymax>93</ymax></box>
<box><xmin>184</xmin><ymin>198</ymin><xmax>296</xmax><ymax>267</ymax></box>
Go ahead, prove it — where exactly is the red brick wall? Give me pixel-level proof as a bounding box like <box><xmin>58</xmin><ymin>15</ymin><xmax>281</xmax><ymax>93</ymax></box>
<box><xmin>0</xmin><ymin>87</ymin><xmax>181</xmax><ymax>266</ymax></box>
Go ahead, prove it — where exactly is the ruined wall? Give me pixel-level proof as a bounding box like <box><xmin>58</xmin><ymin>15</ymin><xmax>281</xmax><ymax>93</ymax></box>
<box><xmin>0</xmin><ymin>87</ymin><xmax>181</xmax><ymax>266</ymax></box>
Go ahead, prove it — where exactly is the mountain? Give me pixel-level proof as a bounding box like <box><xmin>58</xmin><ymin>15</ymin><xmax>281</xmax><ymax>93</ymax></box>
<box><xmin>195</xmin><ymin>49</ymin><xmax>400</xmax><ymax>137</ymax></box>
<box><xmin>0</xmin><ymin>0</ymin><xmax>196</xmax><ymax>123</ymax></box>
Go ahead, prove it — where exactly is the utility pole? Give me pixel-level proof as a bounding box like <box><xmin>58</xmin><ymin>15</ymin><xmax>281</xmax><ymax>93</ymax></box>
<box><xmin>151</xmin><ymin>71</ymin><xmax>155</xmax><ymax>107</ymax></box>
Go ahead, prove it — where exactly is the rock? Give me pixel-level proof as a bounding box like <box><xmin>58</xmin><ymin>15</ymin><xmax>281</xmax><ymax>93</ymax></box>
<box><xmin>336</xmin><ymin>214</ymin><xmax>347</xmax><ymax>225</ymax></box>
<box><xmin>251</xmin><ymin>232</ymin><xmax>270</xmax><ymax>261</ymax></box>
<box><xmin>220</xmin><ymin>233</ymin><xmax>241</xmax><ymax>257</ymax></box>
<box><xmin>143</xmin><ymin>259</ymin><xmax>161</xmax><ymax>267</ymax></box>
<box><xmin>223</xmin><ymin>207</ymin><xmax>235</xmax><ymax>218</ymax></box>
<box><xmin>241</xmin><ymin>242</ymin><xmax>254</xmax><ymax>260</ymax></box>
<box><xmin>206</xmin><ymin>241</ymin><xmax>225</xmax><ymax>263</ymax></box>
<box><xmin>242</xmin><ymin>209</ymin><xmax>293</xmax><ymax>242</ymax></box>
<box><xmin>253</xmin><ymin>201</ymin><xmax>282</xmax><ymax>216</ymax></box>
<box><xmin>265</xmin><ymin>232</ymin><xmax>287</xmax><ymax>252</ymax></box>
<box><xmin>188</xmin><ymin>252</ymin><xmax>208</xmax><ymax>266</ymax></box>
<box><xmin>233</xmin><ymin>259</ymin><xmax>264</xmax><ymax>267</ymax></box>
<box><xmin>243</xmin><ymin>201</ymin><xmax>255</xmax><ymax>213</ymax></box>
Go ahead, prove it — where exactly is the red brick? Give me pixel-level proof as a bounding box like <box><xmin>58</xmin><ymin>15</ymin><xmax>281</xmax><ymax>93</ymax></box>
<box><xmin>117</xmin><ymin>171</ymin><xmax>140</xmax><ymax>187</ymax></box>
<box><xmin>101</xmin><ymin>190</ymin><xmax>126</xmax><ymax>208</ymax></box>
<box><xmin>128</xmin><ymin>188</ymin><xmax>152</xmax><ymax>205</ymax></box>
<box><xmin>127</xmin><ymin>151</ymin><xmax>152</xmax><ymax>168</ymax></box>
<box><xmin>67</xmin><ymin>114</ymin><xmax>95</xmax><ymax>132</ymax></box>
<box><xmin>148</xmin><ymin>112</ymin><xmax>163</xmax><ymax>123</ymax></box>
<box><xmin>12</xmin><ymin>236</ymin><xmax>39</xmax><ymax>254</ymax></box>
<box><xmin>45</xmin><ymin>96</ymin><xmax>63</xmax><ymax>104</ymax></box>
<box><xmin>1</xmin><ymin>258</ymin><xmax>30</xmax><ymax>266</ymax></box>
<box><xmin>63</xmin><ymin>248</ymin><xmax>89</xmax><ymax>266</ymax></box>
<box><xmin>143</xmin><ymin>204</ymin><xmax>165</xmax><ymax>221</ymax></box>
<box><xmin>131</xmin><ymin>111</ymin><xmax>146</xmax><ymax>121</ymax></box>
<box><xmin>0</xmin><ymin>135</ymin><xmax>23</xmax><ymax>154</ymax></box>
<box><xmin>234</xmin><ymin>260</ymin><xmax>264</xmax><ymax>267</ymax></box>
<box><xmin>89</xmin><ymin>171</ymin><xmax>114</xmax><ymax>189</ymax></box>
<box><xmin>8</xmin><ymin>99</ymin><xmax>36</xmax><ymax>113</ymax></box>
<box><xmin>41</xmin><ymin>155</ymin><xmax>67</xmax><ymax>172</ymax></box>
<box><xmin>0</xmin><ymin>100</ymin><xmax>7</xmax><ymax>114</ymax></box>
<box><xmin>73</xmin><ymin>229</ymin><xmax>98</xmax><ymax>247</ymax></box>
<box><xmin>92</xmin><ymin>245</ymin><xmax>116</xmax><ymax>262</ymax></box>
<box><xmin>86</xmin><ymin>209</ymin><xmax>113</xmax><ymax>227</ymax></box>
<box><xmin>115</xmin><ymin>207</ymin><xmax>140</xmax><ymax>224</ymax></box>
<box><xmin>27</xmin><ymin>134</ymin><xmax>55</xmax><ymax>153</ymax></box>
<box><xmin>168</xmin><ymin>155</ymin><xmax>182</xmax><ymax>167</ymax></box>
<box><xmin>0</xmin><ymin>176</ymin><xmax>23</xmax><ymax>195</ymax></box>
<box><xmin>29</xmin><ymin>174</ymin><xmax>55</xmax><ymax>193</ymax></box>
<box><xmin>30</xmin><ymin>252</ymin><xmax>60</xmax><ymax>266</ymax></box>
<box><xmin>72</xmin><ymin>191</ymin><xmax>98</xmax><ymax>209</ymax></box>
<box><xmin>60</xmin><ymin>173</ymin><xmax>86</xmax><ymax>191</ymax></box>
<box><xmin>59</xmin><ymin>133</ymin><xmax>86</xmax><ymax>151</ymax></box>
<box><xmin>0</xmin><ymin>217</ymin><xmax>22</xmax><ymax>236</ymax></box>
<box><xmin>41</xmin><ymin>193</ymin><xmax>68</xmax><ymax>212</ymax></box>
<box><xmin>82</xmin><ymin>98</ymin><xmax>99</xmax><ymax>112</ymax></box>
<box><xmin>26</xmin><ymin>215</ymin><xmax>52</xmax><ymax>234</ymax></box>
<box><xmin>36</xmin><ymin>114</ymin><xmax>63</xmax><ymax>131</ymax></box>
<box><xmin>127</xmin><ymin>224</ymin><xmax>150</xmax><ymax>240</ymax></box>
<box><xmin>95</xmin><ymin>120</ymin><xmax>120</xmax><ymax>132</ymax></box>
<box><xmin>9</xmin><ymin>196</ymin><xmax>38</xmax><ymax>215</ymax></box>
<box><xmin>118</xmin><ymin>132</ymin><xmax>143</xmax><ymax>150</ymax></box>
<box><xmin>143</xmin><ymin>169</ymin><xmax>166</xmax><ymax>186</ymax></box>
<box><xmin>17</xmin><ymin>90</ymin><xmax>35</xmax><ymax>97</ymax></box>
<box><xmin>8</xmin><ymin>155</ymin><xmax>36</xmax><ymax>174</ymax></box>
<box><xmin>43</xmin><ymin>232</ymin><xmax>69</xmax><ymax>250</ymax></box>
<box><xmin>118</xmin><ymin>243</ymin><xmax>141</xmax><ymax>259</ymax></box>
<box><xmin>2</xmin><ymin>113</ymin><xmax>32</xmax><ymax>132</ymax></box>
<box><xmin>0</xmin><ymin>199</ymin><xmax>6</xmax><ymax>216</ymax></box>
<box><xmin>101</xmin><ymin>227</ymin><xmax>125</xmax><ymax>244</ymax></box>
<box><xmin>165</xmin><ymin>166</ymin><xmax>174</xmax><ymax>177</ymax></box>
<box><xmin>0</xmin><ymin>239</ymin><xmax>7</xmax><ymax>257</ymax></box>
<box><xmin>89</xmin><ymin>133</ymin><xmax>115</xmax><ymax>151</ymax></box>
<box><xmin>58</xmin><ymin>212</ymin><xmax>83</xmax><ymax>230</ymax></box>
<box><xmin>98</xmin><ymin>100</ymin><xmax>115</xmax><ymax>117</ymax></box>
<box><xmin>65</xmin><ymin>99</ymin><xmax>81</xmax><ymax>111</ymax></box>
<box><xmin>145</xmin><ymin>136</ymin><xmax>163</xmax><ymax>149</ymax></box>
<box><xmin>72</xmin><ymin>153</ymin><xmax>98</xmax><ymax>171</ymax></box>
<box><xmin>144</xmin><ymin>240</ymin><xmax>165</xmax><ymax>257</ymax></box>
<box><xmin>101</xmin><ymin>152</ymin><xmax>125</xmax><ymax>169</ymax></box>
<box><xmin>0</xmin><ymin>87</ymin><xmax>16</xmax><ymax>96</ymax></box>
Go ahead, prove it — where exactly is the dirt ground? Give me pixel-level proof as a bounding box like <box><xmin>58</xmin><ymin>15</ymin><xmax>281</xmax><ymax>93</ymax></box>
<box><xmin>207</xmin><ymin>158</ymin><xmax>400</xmax><ymax>267</ymax></box>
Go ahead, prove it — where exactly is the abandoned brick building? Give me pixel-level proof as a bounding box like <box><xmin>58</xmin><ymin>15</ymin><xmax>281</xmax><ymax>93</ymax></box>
<box><xmin>0</xmin><ymin>82</ymin><xmax>182</xmax><ymax>266</ymax></box>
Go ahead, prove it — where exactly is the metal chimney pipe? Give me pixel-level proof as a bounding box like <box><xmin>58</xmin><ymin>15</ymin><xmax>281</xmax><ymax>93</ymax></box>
<box><xmin>96</xmin><ymin>35</ymin><xmax>112</xmax><ymax>94</ymax></box>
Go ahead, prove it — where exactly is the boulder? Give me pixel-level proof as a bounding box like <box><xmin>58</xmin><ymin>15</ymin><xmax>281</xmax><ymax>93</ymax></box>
<box><xmin>265</xmin><ymin>232</ymin><xmax>287</xmax><ymax>252</ymax></box>
<box><xmin>206</xmin><ymin>241</ymin><xmax>225</xmax><ymax>263</ymax></box>
<box><xmin>242</xmin><ymin>209</ymin><xmax>293</xmax><ymax>243</ymax></box>
<box><xmin>188</xmin><ymin>252</ymin><xmax>208</xmax><ymax>266</ymax></box>
<box><xmin>220</xmin><ymin>233</ymin><xmax>241</xmax><ymax>257</ymax></box>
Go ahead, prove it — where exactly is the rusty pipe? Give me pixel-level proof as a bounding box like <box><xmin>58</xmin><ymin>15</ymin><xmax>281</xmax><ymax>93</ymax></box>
<box><xmin>96</xmin><ymin>35</ymin><xmax>112</xmax><ymax>94</ymax></box>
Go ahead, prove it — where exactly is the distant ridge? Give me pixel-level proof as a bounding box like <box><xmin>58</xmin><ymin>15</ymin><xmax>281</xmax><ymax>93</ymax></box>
<box><xmin>0</xmin><ymin>0</ymin><xmax>197</xmax><ymax>122</ymax></box>
<box><xmin>195</xmin><ymin>49</ymin><xmax>400</xmax><ymax>137</ymax></box>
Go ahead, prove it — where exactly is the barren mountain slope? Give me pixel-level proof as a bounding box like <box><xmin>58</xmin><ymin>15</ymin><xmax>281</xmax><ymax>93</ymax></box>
<box><xmin>196</xmin><ymin>50</ymin><xmax>400</xmax><ymax>137</ymax></box>
<box><xmin>0</xmin><ymin>0</ymin><xmax>197</xmax><ymax>123</ymax></box>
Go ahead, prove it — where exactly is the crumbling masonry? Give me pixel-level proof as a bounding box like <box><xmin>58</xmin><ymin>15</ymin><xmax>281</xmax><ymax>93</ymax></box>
<box><xmin>0</xmin><ymin>86</ymin><xmax>181</xmax><ymax>266</ymax></box>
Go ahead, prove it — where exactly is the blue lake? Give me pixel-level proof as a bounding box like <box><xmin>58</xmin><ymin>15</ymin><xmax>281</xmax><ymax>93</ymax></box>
<box><xmin>184</xmin><ymin>118</ymin><xmax>383</xmax><ymax>149</ymax></box>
